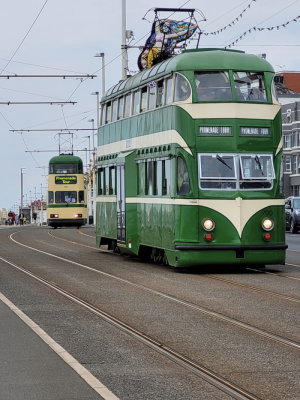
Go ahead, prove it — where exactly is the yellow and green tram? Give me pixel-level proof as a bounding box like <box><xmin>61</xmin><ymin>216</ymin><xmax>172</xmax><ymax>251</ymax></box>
<box><xmin>96</xmin><ymin>48</ymin><xmax>287</xmax><ymax>267</ymax></box>
<box><xmin>47</xmin><ymin>154</ymin><xmax>87</xmax><ymax>228</ymax></box>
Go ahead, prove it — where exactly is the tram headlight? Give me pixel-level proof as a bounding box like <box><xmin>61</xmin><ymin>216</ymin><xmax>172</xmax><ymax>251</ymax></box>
<box><xmin>261</xmin><ymin>218</ymin><xmax>274</xmax><ymax>231</ymax></box>
<box><xmin>75</xmin><ymin>214</ymin><xmax>82</xmax><ymax>218</ymax></box>
<box><xmin>50</xmin><ymin>214</ymin><xmax>59</xmax><ymax>218</ymax></box>
<box><xmin>202</xmin><ymin>218</ymin><xmax>215</xmax><ymax>231</ymax></box>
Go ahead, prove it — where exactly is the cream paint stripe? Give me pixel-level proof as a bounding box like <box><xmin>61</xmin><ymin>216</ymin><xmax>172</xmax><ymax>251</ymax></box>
<box><xmin>96</xmin><ymin>196</ymin><xmax>117</xmax><ymax>203</ymax></box>
<box><xmin>97</xmin><ymin>129</ymin><xmax>192</xmax><ymax>157</ymax></box>
<box><xmin>125</xmin><ymin>197</ymin><xmax>284</xmax><ymax>237</ymax></box>
<box><xmin>0</xmin><ymin>290</ymin><xmax>119</xmax><ymax>400</ymax></box>
<box><xmin>178</xmin><ymin>103</ymin><xmax>281</xmax><ymax>120</ymax></box>
<box><xmin>275</xmin><ymin>138</ymin><xmax>283</xmax><ymax>156</ymax></box>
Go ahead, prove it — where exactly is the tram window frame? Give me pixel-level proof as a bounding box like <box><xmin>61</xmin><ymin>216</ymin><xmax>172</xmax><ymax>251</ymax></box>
<box><xmin>233</xmin><ymin>71</ymin><xmax>267</xmax><ymax>102</ymax></box>
<box><xmin>146</xmin><ymin>160</ymin><xmax>157</xmax><ymax>195</ymax></box>
<box><xmin>156</xmin><ymin>80</ymin><xmax>164</xmax><ymax>108</ymax></box>
<box><xmin>78</xmin><ymin>190</ymin><xmax>85</xmax><ymax>203</ymax></box>
<box><xmin>195</xmin><ymin>71</ymin><xmax>232</xmax><ymax>102</ymax></box>
<box><xmin>148</xmin><ymin>82</ymin><xmax>156</xmax><ymax>110</ymax></box>
<box><xmin>117</xmin><ymin>96</ymin><xmax>124</xmax><ymax>119</ymax></box>
<box><xmin>137</xmin><ymin>161</ymin><xmax>146</xmax><ymax>195</ymax></box>
<box><xmin>198</xmin><ymin>153</ymin><xmax>275</xmax><ymax>190</ymax></box>
<box><xmin>239</xmin><ymin>154</ymin><xmax>275</xmax><ymax>180</ymax></box>
<box><xmin>174</xmin><ymin>73</ymin><xmax>191</xmax><ymax>102</ymax></box>
<box><xmin>162</xmin><ymin>159</ymin><xmax>171</xmax><ymax>196</ymax></box>
<box><xmin>177</xmin><ymin>156</ymin><xmax>190</xmax><ymax>195</ymax></box>
<box><xmin>124</xmin><ymin>93</ymin><xmax>132</xmax><ymax>118</ymax></box>
<box><xmin>109</xmin><ymin>166</ymin><xmax>116</xmax><ymax>195</ymax></box>
<box><xmin>55</xmin><ymin>191</ymin><xmax>77</xmax><ymax>204</ymax></box>
<box><xmin>165</xmin><ymin>75</ymin><xmax>174</xmax><ymax>105</ymax></box>
<box><xmin>111</xmin><ymin>99</ymin><xmax>118</xmax><ymax>122</ymax></box>
<box><xmin>100</xmin><ymin>104</ymin><xmax>106</xmax><ymax>126</ymax></box>
<box><xmin>104</xmin><ymin>167</ymin><xmax>109</xmax><ymax>195</ymax></box>
<box><xmin>48</xmin><ymin>191</ymin><xmax>54</xmax><ymax>204</ymax></box>
<box><xmin>198</xmin><ymin>153</ymin><xmax>237</xmax><ymax>190</ymax></box>
<box><xmin>132</xmin><ymin>90</ymin><xmax>140</xmax><ymax>116</ymax></box>
<box><xmin>141</xmin><ymin>86</ymin><xmax>148</xmax><ymax>112</ymax></box>
<box><xmin>97</xmin><ymin>167</ymin><xmax>105</xmax><ymax>195</ymax></box>
<box><xmin>105</xmin><ymin>101</ymin><xmax>112</xmax><ymax>123</ymax></box>
<box><xmin>53</xmin><ymin>163</ymin><xmax>77</xmax><ymax>174</ymax></box>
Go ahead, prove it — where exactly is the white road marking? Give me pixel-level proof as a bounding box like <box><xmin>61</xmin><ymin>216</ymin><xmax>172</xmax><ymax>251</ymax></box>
<box><xmin>0</xmin><ymin>290</ymin><xmax>119</xmax><ymax>400</ymax></box>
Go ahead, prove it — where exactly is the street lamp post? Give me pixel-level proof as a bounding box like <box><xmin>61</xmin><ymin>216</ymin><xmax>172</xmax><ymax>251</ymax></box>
<box><xmin>88</xmin><ymin>118</ymin><xmax>95</xmax><ymax>151</ymax></box>
<box><xmin>94</xmin><ymin>53</ymin><xmax>105</xmax><ymax>96</ymax></box>
<box><xmin>91</xmin><ymin>91</ymin><xmax>99</xmax><ymax>131</ymax></box>
<box><xmin>20</xmin><ymin>168</ymin><xmax>25</xmax><ymax>217</ymax></box>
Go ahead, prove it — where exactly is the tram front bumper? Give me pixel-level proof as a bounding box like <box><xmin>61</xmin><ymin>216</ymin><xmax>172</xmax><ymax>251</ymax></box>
<box><xmin>172</xmin><ymin>244</ymin><xmax>288</xmax><ymax>267</ymax></box>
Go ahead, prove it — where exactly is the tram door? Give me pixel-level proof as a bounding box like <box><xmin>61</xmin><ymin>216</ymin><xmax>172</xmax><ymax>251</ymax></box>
<box><xmin>116</xmin><ymin>164</ymin><xmax>125</xmax><ymax>243</ymax></box>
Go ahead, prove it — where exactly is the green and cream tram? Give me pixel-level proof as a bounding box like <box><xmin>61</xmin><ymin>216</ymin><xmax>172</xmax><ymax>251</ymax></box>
<box><xmin>95</xmin><ymin>48</ymin><xmax>287</xmax><ymax>267</ymax></box>
<box><xmin>47</xmin><ymin>154</ymin><xmax>87</xmax><ymax>228</ymax></box>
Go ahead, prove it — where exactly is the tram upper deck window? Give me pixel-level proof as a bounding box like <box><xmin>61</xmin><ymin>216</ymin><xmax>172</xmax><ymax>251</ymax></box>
<box><xmin>165</xmin><ymin>76</ymin><xmax>173</xmax><ymax>105</ymax></box>
<box><xmin>124</xmin><ymin>93</ymin><xmax>131</xmax><ymax>117</ymax></box>
<box><xmin>105</xmin><ymin>101</ymin><xmax>112</xmax><ymax>123</ymax></box>
<box><xmin>132</xmin><ymin>90</ymin><xmax>140</xmax><ymax>115</ymax></box>
<box><xmin>53</xmin><ymin>163</ymin><xmax>78</xmax><ymax>173</ymax></box>
<box><xmin>148</xmin><ymin>83</ymin><xmax>156</xmax><ymax>110</ymax></box>
<box><xmin>156</xmin><ymin>80</ymin><xmax>164</xmax><ymax>107</ymax></box>
<box><xmin>112</xmin><ymin>99</ymin><xmax>118</xmax><ymax>121</ymax></box>
<box><xmin>174</xmin><ymin>73</ymin><xmax>191</xmax><ymax>102</ymax></box>
<box><xmin>141</xmin><ymin>87</ymin><xmax>148</xmax><ymax>112</ymax></box>
<box><xmin>117</xmin><ymin>96</ymin><xmax>124</xmax><ymax>119</ymax></box>
<box><xmin>233</xmin><ymin>72</ymin><xmax>266</xmax><ymax>102</ymax></box>
<box><xmin>196</xmin><ymin>71</ymin><xmax>232</xmax><ymax>101</ymax></box>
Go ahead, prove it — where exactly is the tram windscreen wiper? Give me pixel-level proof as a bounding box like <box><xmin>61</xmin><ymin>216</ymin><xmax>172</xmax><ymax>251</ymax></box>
<box><xmin>216</xmin><ymin>154</ymin><xmax>232</xmax><ymax>170</ymax></box>
<box><xmin>254</xmin><ymin>155</ymin><xmax>264</xmax><ymax>176</ymax></box>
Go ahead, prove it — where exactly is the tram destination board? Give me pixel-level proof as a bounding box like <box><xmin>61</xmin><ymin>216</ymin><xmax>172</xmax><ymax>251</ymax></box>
<box><xmin>55</xmin><ymin>176</ymin><xmax>77</xmax><ymax>184</ymax></box>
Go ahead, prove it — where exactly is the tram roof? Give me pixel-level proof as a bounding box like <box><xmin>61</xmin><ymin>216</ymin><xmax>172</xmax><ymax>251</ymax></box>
<box><xmin>102</xmin><ymin>48</ymin><xmax>275</xmax><ymax>102</ymax></box>
<box><xmin>49</xmin><ymin>154</ymin><xmax>83</xmax><ymax>165</ymax></box>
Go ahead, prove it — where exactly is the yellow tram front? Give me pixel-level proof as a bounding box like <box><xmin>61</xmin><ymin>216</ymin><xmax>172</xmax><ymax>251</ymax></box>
<box><xmin>47</xmin><ymin>154</ymin><xmax>87</xmax><ymax>228</ymax></box>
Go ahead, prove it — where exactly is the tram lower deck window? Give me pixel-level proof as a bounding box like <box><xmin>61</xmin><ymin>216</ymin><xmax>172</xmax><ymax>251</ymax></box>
<box><xmin>198</xmin><ymin>153</ymin><xmax>274</xmax><ymax>190</ymax></box>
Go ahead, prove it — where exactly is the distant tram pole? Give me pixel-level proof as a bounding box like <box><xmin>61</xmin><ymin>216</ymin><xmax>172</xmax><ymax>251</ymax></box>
<box><xmin>20</xmin><ymin>168</ymin><xmax>25</xmax><ymax>218</ymax></box>
<box><xmin>121</xmin><ymin>0</ymin><xmax>128</xmax><ymax>80</ymax></box>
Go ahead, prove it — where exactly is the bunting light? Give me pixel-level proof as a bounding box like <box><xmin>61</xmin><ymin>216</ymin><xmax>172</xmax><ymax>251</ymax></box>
<box><xmin>201</xmin><ymin>0</ymin><xmax>257</xmax><ymax>37</ymax></box>
<box><xmin>226</xmin><ymin>15</ymin><xmax>300</xmax><ymax>48</ymax></box>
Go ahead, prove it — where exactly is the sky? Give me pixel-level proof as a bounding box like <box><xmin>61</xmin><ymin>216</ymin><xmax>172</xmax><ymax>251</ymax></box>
<box><xmin>0</xmin><ymin>0</ymin><xmax>299</xmax><ymax>210</ymax></box>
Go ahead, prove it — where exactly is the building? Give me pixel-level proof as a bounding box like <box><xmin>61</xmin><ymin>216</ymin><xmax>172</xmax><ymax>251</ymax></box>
<box><xmin>276</xmin><ymin>72</ymin><xmax>300</xmax><ymax>197</ymax></box>
<box><xmin>282</xmin><ymin>101</ymin><xmax>300</xmax><ymax>197</ymax></box>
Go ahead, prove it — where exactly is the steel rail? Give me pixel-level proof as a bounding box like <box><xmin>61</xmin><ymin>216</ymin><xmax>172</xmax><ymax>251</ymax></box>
<box><xmin>0</xmin><ymin>254</ymin><xmax>260</xmax><ymax>400</ymax></box>
<box><xmin>9</xmin><ymin>231</ymin><xmax>300</xmax><ymax>351</ymax></box>
<box><xmin>50</xmin><ymin>229</ymin><xmax>300</xmax><ymax>304</ymax></box>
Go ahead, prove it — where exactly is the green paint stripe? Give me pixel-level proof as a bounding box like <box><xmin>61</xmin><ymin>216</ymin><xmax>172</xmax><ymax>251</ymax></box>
<box><xmin>47</xmin><ymin>204</ymin><xmax>87</xmax><ymax>208</ymax></box>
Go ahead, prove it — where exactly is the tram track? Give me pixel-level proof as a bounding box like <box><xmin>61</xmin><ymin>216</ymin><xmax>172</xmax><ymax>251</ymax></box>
<box><xmin>8</xmin><ymin>231</ymin><xmax>300</xmax><ymax>352</ymax></box>
<box><xmin>0</xmin><ymin>254</ymin><xmax>270</xmax><ymax>400</ymax></box>
<box><xmin>49</xmin><ymin>229</ymin><xmax>300</xmax><ymax>303</ymax></box>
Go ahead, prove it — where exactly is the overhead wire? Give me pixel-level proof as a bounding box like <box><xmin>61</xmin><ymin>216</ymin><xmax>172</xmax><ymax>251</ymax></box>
<box><xmin>0</xmin><ymin>0</ymin><xmax>50</xmax><ymax>171</ymax></box>
<box><xmin>0</xmin><ymin>0</ymin><xmax>49</xmax><ymax>76</ymax></box>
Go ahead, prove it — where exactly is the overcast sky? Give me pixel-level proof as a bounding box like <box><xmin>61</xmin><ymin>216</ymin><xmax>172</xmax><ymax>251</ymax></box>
<box><xmin>0</xmin><ymin>0</ymin><xmax>299</xmax><ymax>210</ymax></box>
